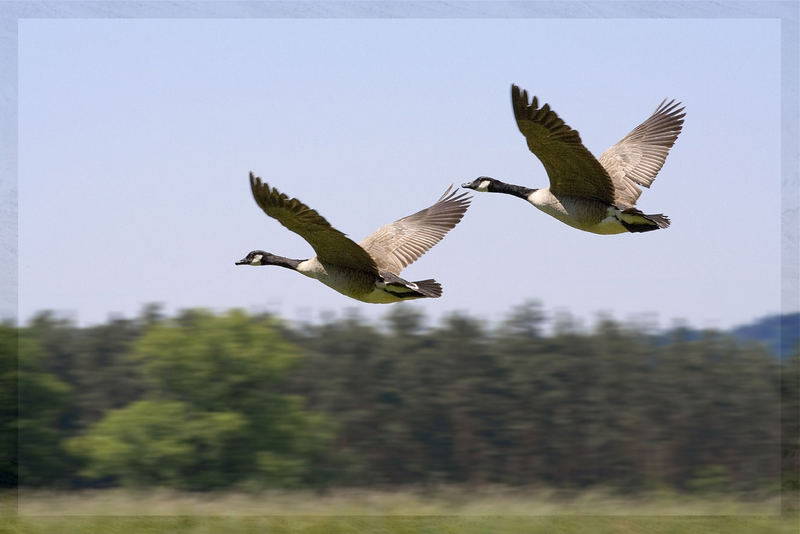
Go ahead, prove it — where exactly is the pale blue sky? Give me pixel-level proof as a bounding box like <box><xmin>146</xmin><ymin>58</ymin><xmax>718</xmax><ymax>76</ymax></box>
<box><xmin>16</xmin><ymin>16</ymin><xmax>785</xmax><ymax>329</ymax></box>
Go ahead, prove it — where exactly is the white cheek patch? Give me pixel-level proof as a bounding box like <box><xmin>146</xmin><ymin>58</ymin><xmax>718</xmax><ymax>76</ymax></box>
<box><xmin>478</xmin><ymin>180</ymin><xmax>491</xmax><ymax>192</ymax></box>
<box><xmin>251</xmin><ymin>254</ymin><xmax>263</xmax><ymax>265</ymax></box>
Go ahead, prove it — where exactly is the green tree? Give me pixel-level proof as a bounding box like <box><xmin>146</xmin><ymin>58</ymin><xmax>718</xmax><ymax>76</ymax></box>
<box><xmin>654</xmin><ymin>331</ymin><xmax>779</xmax><ymax>490</ymax></box>
<box><xmin>0</xmin><ymin>323</ymin><xmax>18</xmax><ymax>486</ymax></box>
<box><xmin>68</xmin><ymin>400</ymin><xmax>248</xmax><ymax>488</ymax></box>
<box><xmin>26</xmin><ymin>312</ymin><xmax>80</xmax><ymax>390</ymax></box>
<box><xmin>71</xmin><ymin>317</ymin><xmax>148</xmax><ymax>427</ymax></box>
<box><xmin>22</xmin><ymin>310</ymin><xmax>151</xmax><ymax>437</ymax></box>
<box><xmin>490</xmin><ymin>302</ymin><xmax>550</xmax><ymax>484</ymax></box>
<box><xmin>13</xmin><ymin>302</ymin><xmax>789</xmax><ymax>493</ymax></box>
<box><xmin>70</xmin><ymin>309</ymin><xmax>330</xmax><ymax>489</ymax></box>
<box><xmin>782</xmin><ymin>347</ymin><xmax>799</xmax><ymax>508</ymax></box>
<box><xmin>7</xmin><ymin>325</ymin><xmax>74</xmax><ymax>486</ymax></box>
<box><xmin>290</xmin><ymin>309</ymin><xmax>388</xmax><ymax>484</ymax></box>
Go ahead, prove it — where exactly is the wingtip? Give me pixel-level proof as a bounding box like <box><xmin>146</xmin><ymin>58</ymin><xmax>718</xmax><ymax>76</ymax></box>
<box><xmin>511</xmin><ymin>83</ymin><xmax>533</xmax><ymax>116</ymax></box>
<box><xmin>249</xmin><ymin>172</ymin><xmax>280</xmax><ymax>209</ymax></box>
<box><xmin>655</xmin><ymin>99</ymin><xmax>686</xmax><ymax>117</ymax></box>
<box><xmin>438</xmin><ymin>183</ymin><xmax>473</xmax><ymax>206</ymax></box>
<box><xmin>249</xmin><ymin>171</ymin><xmax>262</xmax><ymax>190</ymax></box>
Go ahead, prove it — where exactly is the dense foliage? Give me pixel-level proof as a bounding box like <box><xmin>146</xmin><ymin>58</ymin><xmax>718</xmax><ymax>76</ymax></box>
<box><xmin>2</xmin><ymin>303</ymin><xmax>797</xmax><ymax>492</ymax></box>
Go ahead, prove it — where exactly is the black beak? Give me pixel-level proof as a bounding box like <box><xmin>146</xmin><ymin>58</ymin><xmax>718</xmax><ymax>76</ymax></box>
<box><xmin>461</xmin><ymin>182</ymin><xmax>474</xmax><ymax>189</ymax></box>
<box><xmin>235</xmin><ymin>258</ymin><xmax>248</xmax><ymax>265</ymax></box>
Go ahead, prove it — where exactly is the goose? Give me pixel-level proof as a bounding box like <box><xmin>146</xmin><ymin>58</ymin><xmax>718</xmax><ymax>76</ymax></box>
<box><xmin>462</xmin><ymin>84</ymin><xmax>685</xmax><ymax>234</ymax></box>
<box><xmin>236</xmin><ymin>173</ymin><xmax>471</xmax><ymax>303</ymax></box>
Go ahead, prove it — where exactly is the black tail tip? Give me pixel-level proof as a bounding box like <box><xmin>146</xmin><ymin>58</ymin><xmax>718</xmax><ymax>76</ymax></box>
<box><xmin>414</xmin><ymin>279</ymin><xmax>442</xmax><ymax>298</ymax></box>
<box><xmin>622</xmin><ymin>214</ymin><xmax>670</xmax><ymax>233</ymax></box>
<box><xmin>648</xmin><ymin>214</ymin><xmax>671</xmax><ymax>229</ymax></box>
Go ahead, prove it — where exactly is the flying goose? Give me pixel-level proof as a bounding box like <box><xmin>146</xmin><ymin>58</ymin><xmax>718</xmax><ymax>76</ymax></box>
<box><xmin>462</xmin><ymin>84</ymin><xmax>685</xmax><ymax>234</ymax></box>
<box><xmin>236</xmin><ymin>173</ymin><xmax>471</xmax><ymax>303</ymax></box>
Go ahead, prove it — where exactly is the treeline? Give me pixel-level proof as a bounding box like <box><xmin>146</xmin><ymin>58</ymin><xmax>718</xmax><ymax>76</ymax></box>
<box><xmin>2</xmin><ymin>302</ymin><xmax>798</xmax><ymax>492</ymax></box>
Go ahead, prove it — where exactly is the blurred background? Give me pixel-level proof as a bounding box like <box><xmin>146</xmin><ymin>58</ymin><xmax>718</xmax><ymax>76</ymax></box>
<box><xmin>4</xmin><ymin>12</ymin><xmax>798</xmax><ymax>520</ymax></box>
<box><xmin>3</xmin><ymin>303</ymin><xmax>798</xmax><ymax>500</ymax></box>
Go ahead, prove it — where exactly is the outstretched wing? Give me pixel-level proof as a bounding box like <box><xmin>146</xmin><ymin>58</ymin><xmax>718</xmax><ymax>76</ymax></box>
<box><xmin>512</xmin><ymin>84</ymin><xmax>615</xmax><ymax>204</ymax></box>
<box><xmin>359</xmin><ymin>185</ymin><xmax>471</xmax><ymax>274</ymax></box>
<box><xmin>598</xmin><ymin>99</ymin><xmax>685</xmax><ymax>208</ymax></box>
<box><xmin>249</xmin><ymin>173</ymin><xmax>378</xmax><ymax>274</ymax></box>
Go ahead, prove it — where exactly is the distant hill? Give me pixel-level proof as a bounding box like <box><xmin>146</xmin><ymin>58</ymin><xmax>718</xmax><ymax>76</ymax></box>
<box><xmin>730</xmin><ymin>312</ymin><xmax>799</xmax><ymax>360</ymax></box>
<box><xmin>655</xmin><ymin>313</ymin><xmax>799</xmax><ymax>360</ymax></box>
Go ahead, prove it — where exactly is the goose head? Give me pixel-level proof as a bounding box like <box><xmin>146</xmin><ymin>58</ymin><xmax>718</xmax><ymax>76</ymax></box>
<box><xmin>236</xmin><ymin>250</ymin><xmax>271</xmax><ymax>266</ymax></box>
<box><xmin>236</xmin><ymin>250</ymin><xmax>303</xmax><ymax>270</ymax></box>
<box><xmin>461</xmin><ymin>177</ymin><xmax>498</xmax><ymax>192</ymax></box>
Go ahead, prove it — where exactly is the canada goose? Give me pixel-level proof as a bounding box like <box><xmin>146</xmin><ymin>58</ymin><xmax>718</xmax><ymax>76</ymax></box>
<box><xmin>236</xmin><ymin>173</ymin><xmax>471</xmax><ymax>303</ymax></box>
<box><xmin>462</xmin><ymin>84</ymin><xmax>685</xmax><ymax>234</ymax></box>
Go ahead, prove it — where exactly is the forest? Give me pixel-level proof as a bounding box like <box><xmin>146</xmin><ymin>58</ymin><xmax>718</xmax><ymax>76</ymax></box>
<box><xmin>2</xmin><ymin>301</ymin><xmax>798</xmax><ymax>495</ymax></box>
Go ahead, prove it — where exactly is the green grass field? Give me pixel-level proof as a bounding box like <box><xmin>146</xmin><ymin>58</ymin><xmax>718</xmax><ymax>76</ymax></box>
<box><xmin>2</xmin><ymin>489</ymin><xmax>796</xmax><ymax>534</ymax></box>
<box><xmin>2</xmin><ymin>516</ymin><xmax>798</xmax><ymax>534</ymax></box>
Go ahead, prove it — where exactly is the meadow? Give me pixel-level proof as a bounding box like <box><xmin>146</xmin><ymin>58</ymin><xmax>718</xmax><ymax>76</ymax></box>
<box><xmin>3</xmin><ymin>488</ymin><xmax>797</xmax><ymax>534</ymax></box>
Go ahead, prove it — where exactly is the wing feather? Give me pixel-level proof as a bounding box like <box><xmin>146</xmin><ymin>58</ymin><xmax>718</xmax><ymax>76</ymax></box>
<box><xmin>598</xmin><ymin>99</ymin><xmax>685</xmax><ymax>208</ymax></box>
<box><xmin>512</xmin><ymin>84</ymin><xmax>615</xmax><ymax>203</ymax></box>
<box><xmin>248</xmin><ymin>173</ymin><xmax>378</xmax><ymax>274</ymax></box>
<box><xmin>359</xmin><ymin>185</ymin><xmax>471</xmax><ymax>274</ymax></box>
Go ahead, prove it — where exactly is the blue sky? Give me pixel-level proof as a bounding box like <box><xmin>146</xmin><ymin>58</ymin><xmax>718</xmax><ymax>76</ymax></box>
<box><xmin>16</xmin><ymin>17</ymin><xmax>783</xmax><ymax>330</ymax></box>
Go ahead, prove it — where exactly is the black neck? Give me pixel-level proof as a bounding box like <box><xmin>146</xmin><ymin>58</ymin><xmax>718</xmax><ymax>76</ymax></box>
<box><xmin>266</xmin><ymin>255</ymin><xmax>303</xmax><ymax>270</ymax></box>
<box><xmin>490</xmin><ymin>181</ymin><xmax>536</xmax><ymax>200</ymax></box>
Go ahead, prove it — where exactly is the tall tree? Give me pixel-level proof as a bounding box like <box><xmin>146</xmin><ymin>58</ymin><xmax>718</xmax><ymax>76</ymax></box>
<box><xmin>781</xmin><ymin>347</ymin><xmax>799</xmax><ymax>512</ymax></box>
<box><xmin>0</xmin><ymin>324</ymin><xmax>18</xmax><ymax>487</ymax></box>
<box><xmin>11</xmin><ymin>303</ymin><xmax>789</xmax><ymax>492</ymax></box>
<box><xmin>10</xmin><ymin>326</ymin><xmax>74</xmax><ymax>486</ymax></box>
<box><xmin>70</xmin><ymin>309</ymin><xmax>331</xmax><ymax>489</ymax></box>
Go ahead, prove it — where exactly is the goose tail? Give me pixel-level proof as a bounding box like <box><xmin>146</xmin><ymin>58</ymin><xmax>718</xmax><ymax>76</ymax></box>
<box><xmin>619</xmin><ymin>208</ymin><xmax>670</xmax><ymax>233</ymax></box>
<box><xmin>381</xmin><ymin>272</ymin><xmax>443</xmax><ymax>300</ymax></box>
<box><xmin>412</xmin><ymin>279</ymin><xmax>443</xmax><ymax>299</ymax></box>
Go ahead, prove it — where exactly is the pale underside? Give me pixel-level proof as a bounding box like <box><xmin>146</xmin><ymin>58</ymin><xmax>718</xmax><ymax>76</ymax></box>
<box><xmin>527</xmin><ymin>189</ymin><xmax>628</xmax><ymax>234</ymax></box>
